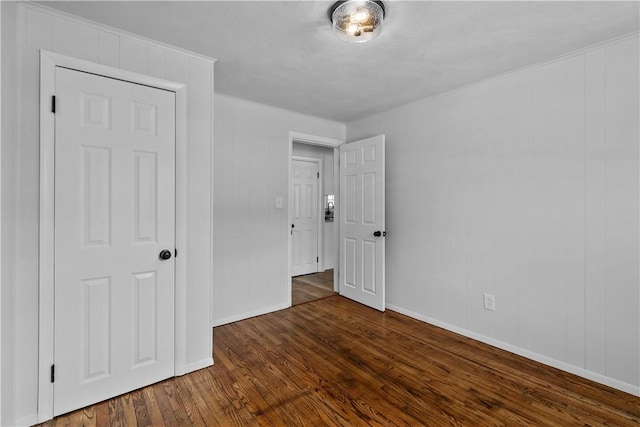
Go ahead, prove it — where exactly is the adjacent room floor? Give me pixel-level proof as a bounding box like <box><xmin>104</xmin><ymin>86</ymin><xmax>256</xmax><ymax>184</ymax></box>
<box><xmin>38</xmin><ymin>295</ymin><xmax>640</xmax><ymax>426</ymax></box>
<box><xmin>292</xmin><ymin>269</ymin><xmax>336</xmax><ymax>306</ymax></box>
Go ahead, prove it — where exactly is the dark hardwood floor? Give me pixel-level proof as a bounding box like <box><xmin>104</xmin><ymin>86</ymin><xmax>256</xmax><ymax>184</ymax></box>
<box><xmin>39</xmin><ymin>295</ymin><xmax>640</xmax><ymax>426</ymax></box>
<box><xmin>292</xmin><ymin>269</ymin><xmax>336</xmax><ymax>306</ymax></box>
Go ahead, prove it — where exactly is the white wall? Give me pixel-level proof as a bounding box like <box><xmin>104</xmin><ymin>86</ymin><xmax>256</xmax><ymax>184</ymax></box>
<box><xmin>348</xmin><ymin>34</ymin><xmax>640</xmax><ymax>395</ymax></box>
<box><xmin>1</xmin><ymin>3</ymin><xmax>215</xmax><ymax>424</ymax></box>
<box><xmin>212</xmin><ymin>94</ymin><xmax>345</xmax><ymax>326</ymax></box>
<box><xmin>292</xmin><ymin>142</ymin><xmax>336</xmax><ymax>270</ymax></box>
<box><xmin>1</xmin><ymin>2</ymin><xmax>17</xmax><ymax>423</ymax></box>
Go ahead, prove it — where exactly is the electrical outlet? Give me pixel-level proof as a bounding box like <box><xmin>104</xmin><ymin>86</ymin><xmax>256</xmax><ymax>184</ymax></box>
<box><xmin>483</xmin><ymin>293</ymin><xmax>495</xmax><ymax>311</ymax></box>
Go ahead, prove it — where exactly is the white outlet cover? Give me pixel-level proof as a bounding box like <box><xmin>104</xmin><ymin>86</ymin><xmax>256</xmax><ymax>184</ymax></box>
<box><xmin>483</xmin><ymin>293</ymin><xmax>496</xmax><ymax>311</ymax></box>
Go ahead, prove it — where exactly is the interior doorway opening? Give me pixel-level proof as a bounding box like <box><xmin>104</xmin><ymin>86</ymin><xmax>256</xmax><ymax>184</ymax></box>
<box><xmin>288</xmin><ymin>133</ymin><xmax>343</xmax><ymax>307</ymax></box>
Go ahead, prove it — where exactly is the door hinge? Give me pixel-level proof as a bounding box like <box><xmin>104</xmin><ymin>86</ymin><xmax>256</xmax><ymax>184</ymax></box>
<box><xmin>317</xmin><ymin>172</ymin><xmax>319</xmax><ymax>178</ymax></box>
<box><xmin>50</xmin><ymin>364</ymin><xmax>55</xmax><ymax>383</ymax></box>
<box><xmin>317</xmin><ymin>257</ymin><xmax>319</xmax><ymax>263</ymax></box>
<box><xmin>51</xmin><ymin>96</ymin><xmax>56</xmax><ymax>113</ymax></box>
<box><xmin>175</xmin><ymin>248</ymin><xmax>178</xmax><ymax>258</ymax></box>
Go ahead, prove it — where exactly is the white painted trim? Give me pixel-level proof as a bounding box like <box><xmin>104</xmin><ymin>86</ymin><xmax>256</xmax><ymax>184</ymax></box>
<box><xmin>291</xmin><ymin>131</ymin><xmax>344</xmax><ymax>148</ymax></box>
<box><xmin>210</xmin><ymin>61</ymin><xmax>216</xmax><ymax>337</ymax></box>
<box><xmin>175</xmin><ymin>358</ymin><xmax>214</xmax><ymax>377</ymax></box>
<box><xmin>291</xmin><ymin>156</ymin><xmax>323</xmax><ymax>275</ymax></box>
<box><xmin>0</xmin><ymin>1</ymin><xmax>3</xmax><ymax>422</ymax></box>
<box><xmin>38</xmin><ymin>50</ymin><xmax>189</xmax><ymax>422</ymax></box>
<box><xmin>172</xmin><ymin>58</ymin><xmax>189</xmax><ymax>385</ymax></box>
<box><xmin>386</xmin><ymin>303</ymin><xmax>640</xmax><ymax>397</ymax></box>
<box><xmin>288</xmin><ymin>132</ymin><xmax>345</xmax><ymax>304</ymax></box>
<box><xmin>21</xmin><ymin>2</ymin><xmax>217</xmax><ymax>64</ymax></box>
<box><xmin>211</xmin><ymin>303</ymin><xmax>290</xmax><ymax>327</ymax></box>
<box><xmin>332</xmin><ymin>147</ymin><xmax>340</xmax><ymax>292</ymax></box>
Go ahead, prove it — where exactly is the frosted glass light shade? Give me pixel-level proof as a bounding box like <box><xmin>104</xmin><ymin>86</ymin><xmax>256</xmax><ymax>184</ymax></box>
<box><xmin>331</xmin><ymin>0</ymin><xmax>385</xmax><ymax>43</ymax></box>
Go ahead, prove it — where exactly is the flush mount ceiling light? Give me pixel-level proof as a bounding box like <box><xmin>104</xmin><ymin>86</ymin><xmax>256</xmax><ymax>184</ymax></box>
<box><xmin>330</xmin><ymin>0</ymin><xmax>385</xmax><ymax>43</ymax></box>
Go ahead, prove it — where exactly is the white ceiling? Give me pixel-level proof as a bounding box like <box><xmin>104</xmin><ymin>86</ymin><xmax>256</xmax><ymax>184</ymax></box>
<box><xmin>40</xmin><ymin>1</ymin><xmax>639</xmax><ymax>122</ymax></box>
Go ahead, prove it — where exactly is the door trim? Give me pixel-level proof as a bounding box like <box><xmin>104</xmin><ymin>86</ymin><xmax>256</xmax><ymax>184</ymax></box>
<box><xmin>38</xmin><ymin>51</ymin><xmax>188</xmax><ymax>422</ymax></box>
<box><xmin>287</xmin><ymin>132</ymin><xmax>344</xmax><ymax>306</ymax></box>
<box><xmin>291</xmin><ymin>156</ymin><xmax>323</xmax><ymax>276</ymax></box>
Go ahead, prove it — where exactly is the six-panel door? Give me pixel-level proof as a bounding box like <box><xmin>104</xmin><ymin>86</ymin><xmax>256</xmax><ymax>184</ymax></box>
<box><xmin>291</xmin><ymin>159</ymin><xmax>320</xmax><ymax>276</ymax></box>
<box><xmin>54</xmin><ymin>67</ymin><xmax>176</xmax><ymax>415</ymax></box>
<box><xmin>339</xmin><ymin>135</ymin><xmax>386</xmax><ymax>311</ymax></box>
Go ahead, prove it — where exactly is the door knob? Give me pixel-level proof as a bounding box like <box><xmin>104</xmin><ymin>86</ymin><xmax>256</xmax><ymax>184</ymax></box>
<box><xmin>291</xmin><ymin>224</ymin><xmax>295</xmax><ymax>228</ymax></box>
<box><xmin>373</xmin><ymin>231</ymin><xmax>386</xmax><ymax>237</ymax></box>
<box><xmin>159</xmin><ymin>249</ymin><xmax>172</xmax><ymax>260</ymax></box>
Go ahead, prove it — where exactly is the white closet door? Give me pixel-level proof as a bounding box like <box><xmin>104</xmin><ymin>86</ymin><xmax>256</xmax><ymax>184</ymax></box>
<box><xmin>54</xmin><ymin>66</ymin><xmax>176</xmax><ymax>415</ymax></box>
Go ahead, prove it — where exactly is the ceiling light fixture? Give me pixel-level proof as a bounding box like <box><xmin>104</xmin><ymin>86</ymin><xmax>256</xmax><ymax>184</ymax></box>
<box><xmin>330</xmin><ymin>0</ymin><xmax>385</xmax><ymax>43</ymax></box>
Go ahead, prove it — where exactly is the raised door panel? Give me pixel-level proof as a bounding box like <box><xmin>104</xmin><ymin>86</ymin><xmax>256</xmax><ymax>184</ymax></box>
<box><xmin>344</xmin><ymin>238</ymin><xmax>357</xmax><ymax>289</ymax></box>
<box><xmin>362</xmin><ymin>240</ymin><xmax>376</xmax><ymax>294</ymax></box>
<box><xmin>133</xmin><ymin>271</ymin><xmax>158</xmax><ymax>366</ymax></box>
<box><xmin>81</xmin><ymin>276</ymin><xmax>111</xmax><ymax>382</ymax></box>
<box><xmin>362</xmin><ymin>172</ymin><xmax>376</xmax><ymax>225</ymax></box>
<box><xmin>344</xmin><ymin>174</ymin><xmax>357</xmax><ymax>224</ymax></box>
<box><xmin>82</xmin><ymin>147</ymin><xmax>112</xmax><ymax>247</ymax></box>
<box><xmin>133</xmin><ymin>152</ymin><xmax>158</xmax><ymax>243</ymax></box>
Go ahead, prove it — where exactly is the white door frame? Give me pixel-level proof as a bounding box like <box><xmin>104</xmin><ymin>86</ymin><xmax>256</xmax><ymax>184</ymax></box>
<box><xmin>291</xmin><ymin>156</ymin><xmax>323</xmax><ymax>275</ymax></box>
<box><xmin>287</xmin><ymin>132</ymin><xmax>344</xmax><ymax>306</ymax></box>
<box><xmin>38</xmin><ymin>51</ymin><xmax>188</xmax><ymax>422</ymax></box>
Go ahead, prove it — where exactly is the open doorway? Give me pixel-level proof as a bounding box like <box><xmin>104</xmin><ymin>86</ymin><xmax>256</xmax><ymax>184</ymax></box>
<box><xmin>288</xmin><ymin>133</ymin><xmax>343</xmax><ymax>306</ymax></box>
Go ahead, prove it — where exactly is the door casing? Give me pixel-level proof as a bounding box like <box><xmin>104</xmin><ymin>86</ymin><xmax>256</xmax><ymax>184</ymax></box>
<box><xmin>287</xmin><ymin>132</ymin><xmax>344</xmax><ymax>306</ymax></box>
<box><xmin>38</xmin><ymin>51</ymin><xmax>188</xmax><ymax>423</ymax></box>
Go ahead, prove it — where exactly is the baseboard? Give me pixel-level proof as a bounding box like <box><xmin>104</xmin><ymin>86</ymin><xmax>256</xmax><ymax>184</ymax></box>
<box><xmin>212</xmin><ymin>303</ymin><xmax>290</xmax><ymax>327</ymax></box>
<box><xmin>386</xmin><ymin>303</ymin><xmax>640</xmax><ymax>397</ymax></box>
<box><xmin>175</xmin><ymin>357</ymin><xmax>214</xmax><ymax>376</ymax></box>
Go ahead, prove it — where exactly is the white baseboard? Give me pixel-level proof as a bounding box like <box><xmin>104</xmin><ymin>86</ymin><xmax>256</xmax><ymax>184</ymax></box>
<box><xmin>175</xmin><ymin>357</ymin><xmax>214</xmax><ymax>376</ymax></box>
<box><xmin>212</xmin><ymin>303</ymin><xmax>290</xmax><ymax>327</ymax></box>
<box><xmin>386</xmin><ymin>303</ymin><xmax>640</xmax><ymax>397</ymax></box>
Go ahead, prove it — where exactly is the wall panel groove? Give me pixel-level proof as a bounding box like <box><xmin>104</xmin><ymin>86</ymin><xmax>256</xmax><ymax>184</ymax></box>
<box><xmin>212</xmin><ymin>94</ymin><xmax>345</xmax><ymax>326</ymax></box>
<box><xmin>2</xmin><ymin>3</ymin><xmax>216</xmax><ymax>423</ymax></box>
<box><xmin>348</xmin><ymin>33</ymin><xmax>640</xmax><ymax>395</ymax></box>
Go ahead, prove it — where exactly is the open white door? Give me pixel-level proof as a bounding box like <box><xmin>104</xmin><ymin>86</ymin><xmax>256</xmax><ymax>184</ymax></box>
<box><xmin>339</xmin><ymin>135</ymin><xmax>385</xmax><ymax>311</ymax></box>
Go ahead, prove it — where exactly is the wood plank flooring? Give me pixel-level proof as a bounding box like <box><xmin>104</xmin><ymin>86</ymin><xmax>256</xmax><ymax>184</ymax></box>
<box><xmin>292</xmin><ymin>269</ymin><xmax>336</xmax><ymax>306</ymax></box>
<box><xmin>39</xmin><ymin>295</ymin><xmax>640</xmax><ymax>426</ymax></box>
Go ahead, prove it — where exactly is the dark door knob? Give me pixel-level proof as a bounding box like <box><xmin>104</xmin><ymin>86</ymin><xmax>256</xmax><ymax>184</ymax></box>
<box><xmin>159</xmin><ymin>249</ymin><xmax>172</xmax><ymax>260</ymax></box>
<box><xmin>374</xmin><ymin>231</ymin><xmax>381</xmax><ymax>237</ymax></box>
<box><xmin>291</xmin><ymin>224</ymin><xmax>295</xmax><ymax>228</ymax></box>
